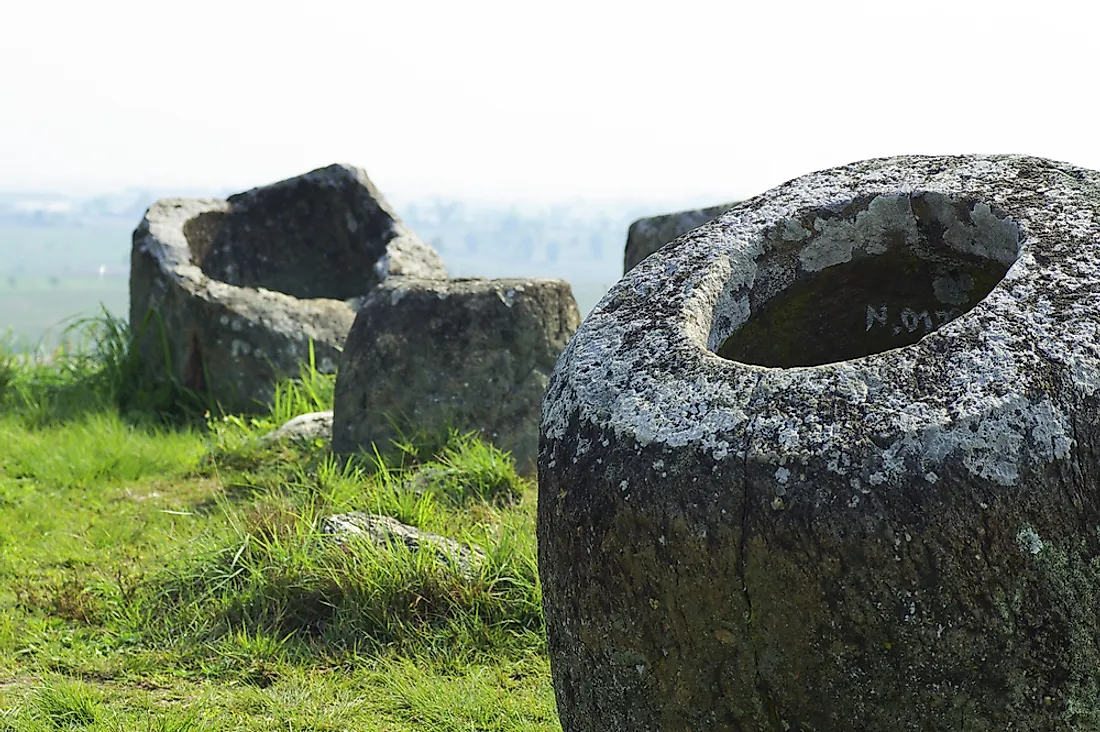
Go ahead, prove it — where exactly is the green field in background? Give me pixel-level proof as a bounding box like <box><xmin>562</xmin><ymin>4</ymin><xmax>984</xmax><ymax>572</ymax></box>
<box><xmin>0</xmin><ymin>223</ymin><xmax>619</xmax><ymax>349</ymax></box>
<box><xmin>0</xmin><ymin>275</ymin><xmax>129</xmax><ymax>348</ymax></box>
<box><xmin>0</xmin><ymin>224</ymin><xmax>133</xmax><ymax>275</ymax></box>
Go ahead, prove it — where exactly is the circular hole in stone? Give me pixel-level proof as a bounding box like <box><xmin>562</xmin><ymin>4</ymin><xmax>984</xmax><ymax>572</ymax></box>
<box><xmin>715</xmin><ymin>192</ymin><xmax>1022</xmax><ymax>368</ymax></box>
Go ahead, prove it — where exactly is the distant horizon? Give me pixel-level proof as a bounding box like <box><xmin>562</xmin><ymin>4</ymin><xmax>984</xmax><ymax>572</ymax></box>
<box><xmin>0</xmin><ymin>174</ymin><xmax>750</xmax><ymax>213</ymax></box>
<box><xmin>5</xmin><ymin>1</ymin><xmax>1097</xmax><ymax>211</ymax></box>
<box><xmin>10</xmin><ymin>148</ymin><xmax>1100</xmax><ymax>210</ymax></box>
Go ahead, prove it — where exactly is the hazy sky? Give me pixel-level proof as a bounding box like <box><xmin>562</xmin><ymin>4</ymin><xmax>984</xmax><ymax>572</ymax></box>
<box><xmin>2</xmin><ymin>0</ymin><xmax>1096</xmax><ymax>203</ymax></box>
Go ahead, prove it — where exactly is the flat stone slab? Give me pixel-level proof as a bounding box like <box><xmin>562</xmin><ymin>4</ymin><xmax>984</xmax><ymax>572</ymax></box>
<box><xmin>623</xmin><ymin>201</ymin><xmax>738</xmax><ymax>273</ymax></box>
<box><xmin>333</xmin><ymin>277</ymin><xmax>579</xmax><ymax>475</ymax></box>
<box><xmin>130</xmin><ymin>164</ymin><xmax>446</xmax><ymax>413</ymax></box>
<box><xmin>540</xmin><ymin>155</ymin><xmax>1100</xmax><ymax>730</ymax></box>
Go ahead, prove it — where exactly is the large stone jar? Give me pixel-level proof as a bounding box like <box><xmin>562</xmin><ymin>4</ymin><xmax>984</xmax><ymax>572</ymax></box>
<box><xmin>130</xmin><ymin>164</ymin><xmax>446</xmax><ymax>413</ymax></box>
<box><xmin>539</xmin><ymin>155</ymin><xmax>1100</xmax><ymax>731</ymax></box>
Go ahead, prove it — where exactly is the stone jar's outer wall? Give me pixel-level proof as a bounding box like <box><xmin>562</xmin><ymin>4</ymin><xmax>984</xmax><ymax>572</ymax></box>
<box><xmin>540</xmin><ymin>155</ymin><xmax>1100</xmax><ymax>731</ymax></box>
<box><xmin>130</xmin><ymin>164</ymin><xmax>446</xmax><ymax>414</ymax></box>
<box><xmin>624</xmin><ymin>201</ymin><xmax>738</xmax><ymax>273</ymax></box>
<box><xmin>333</xmin><ymin>277</ymin><xmax>579</xmax><ymax>475</ymax></box>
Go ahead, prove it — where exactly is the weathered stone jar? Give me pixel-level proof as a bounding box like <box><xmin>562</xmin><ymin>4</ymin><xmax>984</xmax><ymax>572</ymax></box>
<box><xmin>334</xmin><ymin>277</ymin><xmax>580</xmax><ymax>475</ymax></box>
<box><xmin>539</xmin><ymin>155</ymin><xmax>1100</xmax><ymax>731</ymax></box>
<box><xmin>624</xmin><ymin>201</ymin><xmax>737</xmax><ymax>273</ymax></box>
<box><xmin>130</xmin><ymin>164</ymin><xmax>446</xmax><ymax>413</ymax></box>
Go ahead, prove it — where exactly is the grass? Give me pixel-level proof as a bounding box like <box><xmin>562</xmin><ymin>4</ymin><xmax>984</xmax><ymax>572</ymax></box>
<box><xmin>0</xmin><ymin>313</ymin><xmax>559</xmax><ymax>730</ymax></box>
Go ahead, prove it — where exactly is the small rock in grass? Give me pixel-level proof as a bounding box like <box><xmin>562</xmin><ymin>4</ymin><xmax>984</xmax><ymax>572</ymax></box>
<box><xmin>262</xmin><ymin>411</ymin><xmax>334</xmax><ymax>444</ymax></box>
<box><xmin>320</xmin><ymin>512</ymin><xmax>485</xmax><ymax>575</ymax></box>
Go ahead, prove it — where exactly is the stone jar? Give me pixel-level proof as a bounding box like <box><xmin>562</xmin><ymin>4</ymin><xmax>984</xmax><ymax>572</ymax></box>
<box><xmin>130</xmin><ymin>164</ymin><xmax>446</xmax><ymax>414</ymax></box>
<box><xmin>539</xmin><ymin>155</ymin><xmax>1100</xmax><ymax>731</ymax></box>
<box><xmin>333</xmin><ymin>277</ymin><xmax>580</xmax><ymax>475</ymax></box>
<box><xmin>624</xmin><ymin>201</ymin><xmax>738</xmax><ymax>274</ymax></box>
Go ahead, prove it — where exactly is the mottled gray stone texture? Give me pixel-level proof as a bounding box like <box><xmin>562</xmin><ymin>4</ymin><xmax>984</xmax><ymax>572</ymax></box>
<box><xmin>320</xmin><ymin>512</ymin><xmax>485</xmax><ymax>575</ymax></box>
<box><xmin>624</xmin><ymin>201</ymin><xmax>738</xmax><ymax>273</ymax></box>
<box><xmin>540</xmin><ymin>155</ymin><xmax>1100</xmax><ymax>731</ymax></box>
<box><xmin>130</xmin><ymin>164</ymin><xmax>446</xmax><ymax>413</ymax></box>
<box><xmin>334</xmin><ymin>277</ymin><xmax>579</xmax><ymax>475</ymax></box>
<box><xmin>261</xmin><ymin>411</ymin><xmax>333</xmax><ymax>445</ymax></box>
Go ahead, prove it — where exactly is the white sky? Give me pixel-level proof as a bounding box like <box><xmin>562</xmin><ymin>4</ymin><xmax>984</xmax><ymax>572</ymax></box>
<box><xmin>1</xmin><ymin>0</ymin><xmax>1097</xmax><ymax>203</ymax></box>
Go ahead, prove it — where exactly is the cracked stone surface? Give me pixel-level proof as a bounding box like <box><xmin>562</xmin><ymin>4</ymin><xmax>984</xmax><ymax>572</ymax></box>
<box><xmin>539</xmin><ymin>155</ymin><xmax>1100</xmax><ymax>730</ymax></box>
<box><xmin>130</xmin><ymin>164</ymin><xmax>446</xmax><ymax>413</ymax></box>
<box><xmin>333</xmin><ymin>277</ymin><xmax>579</xmax><ymax>475</ymax></box>
<box><xmin>624</xmin><ymin>201</ymin><xmax>738</xmax><ymax>273</ymax></box>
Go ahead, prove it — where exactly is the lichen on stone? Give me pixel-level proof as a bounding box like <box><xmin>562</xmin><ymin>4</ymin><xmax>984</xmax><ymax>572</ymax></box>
<box><xmin>539</xmin><ymin>154</ymin><xmax>1100</xmax><ymax>731</ymax></box>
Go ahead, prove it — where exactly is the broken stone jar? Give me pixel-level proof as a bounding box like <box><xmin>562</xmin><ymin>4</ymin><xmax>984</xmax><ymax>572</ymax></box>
<box><xmin>539</xmin><ymin>155</ymin><xmax>1100</xmax><ymax>731</ymax></box>
<box><xmin>334</xmin><ymin>276</ymin><xmax>580</xmax><ymax>476</ymax></box>
<box><xmin>129</xmin><ymin>164</ymin><xmax>446</xmax><ymax>413</ymax></box>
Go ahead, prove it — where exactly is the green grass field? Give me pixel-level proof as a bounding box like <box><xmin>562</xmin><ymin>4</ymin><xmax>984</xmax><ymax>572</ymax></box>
<box><xmin>0</xmin><ymin>316</ymin><xmax>561</xmax><ymax>730</ymax></box>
